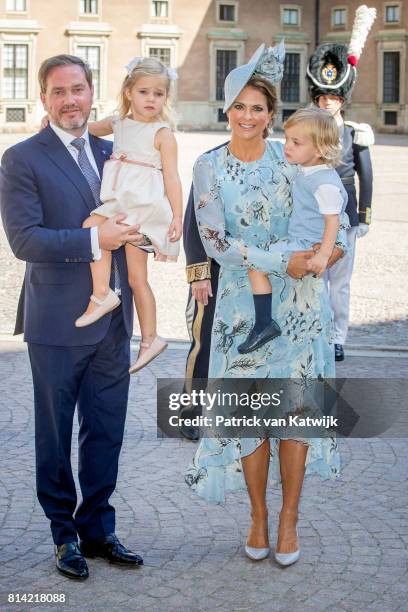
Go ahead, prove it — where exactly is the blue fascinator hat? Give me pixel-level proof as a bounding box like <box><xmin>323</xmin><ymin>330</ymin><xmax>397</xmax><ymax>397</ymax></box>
<box><xmin>223</xmin><ymin>40</ymin><xmax>285</xmax><ymax>112</ymax></box>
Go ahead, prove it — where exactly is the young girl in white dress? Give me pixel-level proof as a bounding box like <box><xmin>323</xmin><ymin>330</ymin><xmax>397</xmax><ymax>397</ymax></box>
<box><xmin>76</xmin><ymin>57</ymin><xmax>183</xmax><ymax>373</ymax></box>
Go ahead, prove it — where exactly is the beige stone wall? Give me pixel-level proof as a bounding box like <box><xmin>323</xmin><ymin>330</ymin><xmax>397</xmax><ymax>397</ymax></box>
<box><xmin>0</xmin><ymin>0</ymin><xmax>406</xmax><ymax>133</ymax></box>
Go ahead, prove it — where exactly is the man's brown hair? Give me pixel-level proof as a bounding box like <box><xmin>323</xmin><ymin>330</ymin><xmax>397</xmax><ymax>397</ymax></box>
<box><xmin>38</xmin><ymin>54</ymin><xmax>93</xmax><ymax>94</ymax></box>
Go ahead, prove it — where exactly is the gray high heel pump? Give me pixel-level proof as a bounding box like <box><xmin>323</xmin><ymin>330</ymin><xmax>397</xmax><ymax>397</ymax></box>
<box><xmin>245</xmin><ymin>543</ymin><xmax>270</xmax><ymax>561</ymax></box>
<box><xmin>274</xmin><ymin>526</ymin><xmax>300</xmax><ymax>567</ymax></box>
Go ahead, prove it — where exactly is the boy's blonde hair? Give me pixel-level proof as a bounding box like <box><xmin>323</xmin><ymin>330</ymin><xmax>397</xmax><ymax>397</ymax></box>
<box><xmin>118</xmin><ymin>57</ymin><xmax>176</xmax><ymax>126</ymax></box>
<box><xmin>284</xmin><ymin>107</ymin><xmax>342</xmax><ymax>167</ymax></box>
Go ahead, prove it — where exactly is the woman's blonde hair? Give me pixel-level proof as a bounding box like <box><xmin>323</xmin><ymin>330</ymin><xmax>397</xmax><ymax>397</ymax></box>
<box><xmin>283</xmin><ymin>107</ymin><xmax>342</xmax><ymax>167</ymax></box>
<box><xmin>118</xmin><ymin>57</ymin><xmax>176</xmax><ymax>127</ymax></box>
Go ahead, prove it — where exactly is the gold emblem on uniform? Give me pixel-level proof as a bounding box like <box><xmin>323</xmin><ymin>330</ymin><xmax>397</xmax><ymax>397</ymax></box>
<box><xmin>321</xmin><ymin>63</ymin><xmax>337</xmax><ymax>83</ymax></box>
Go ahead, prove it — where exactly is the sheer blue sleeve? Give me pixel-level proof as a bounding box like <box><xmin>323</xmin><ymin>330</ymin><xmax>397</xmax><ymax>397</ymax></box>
<box><xmin>193</xmin><ymin>153</ymin><xmax>288</xmax><ymax>275</ymax></box>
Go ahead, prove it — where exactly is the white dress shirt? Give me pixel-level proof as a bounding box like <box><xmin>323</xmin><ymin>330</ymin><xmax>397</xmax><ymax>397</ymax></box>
<box><xmin>300</xmin><ymin>163</ymin><xmax>343</xmax><ymax>215</ymax></box>
<box><xmin>49</xmin><ymin>122</ymin><xmax>101</xmax><ymax>260</ymax></box>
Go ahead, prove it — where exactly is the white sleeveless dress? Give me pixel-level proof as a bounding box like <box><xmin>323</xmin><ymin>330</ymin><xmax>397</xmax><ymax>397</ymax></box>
<box><xmin>93</xmin><ymin>116</ymin><xmax>179</xmax><ymax>262</ymax></box>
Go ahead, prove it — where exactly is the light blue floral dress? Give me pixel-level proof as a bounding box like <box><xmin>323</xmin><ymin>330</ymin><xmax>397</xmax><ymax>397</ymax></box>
<box><xmin>185</xmin><ymin>141</ymin><xmax>342</xmax><ymax>503</ymax></box>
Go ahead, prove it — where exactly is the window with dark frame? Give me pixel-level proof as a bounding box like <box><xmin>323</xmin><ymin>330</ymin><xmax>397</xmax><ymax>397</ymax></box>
<box><xmin>6</xmin><ymin>108</ymin><xmax>25</xmax><ymax>122</ymax></box>
<box><xmin>281</xmin><ymin>53</ymin><xmax>300</xmax><ymax>102</ymax></box>
<box><xmin>282</xmin><ymin>108</ymin><xmax>296</xmax><ymax>123</ymax></box>
<box><xmin>384</xmin><ymin>110</ymin><xmax>397</xmax><ymax>125</ymax></box>
<box><xmin>3</xmin><ymin>44</ymin><xmax>28</xmax><ymax>99</ymax></box>
<box><xmin>149</xmin><ymin>47</ymin><xmax>171</xmax><ymax>66</ymax></box>
<box><xmin>383</xmin><ymin>51</ymin><xmax>400</xmax><ymax>103</ymax></box>
<box><xmin>80</xmin><ymin>0</ymin><xmax>98</xmax><ymax>14</ymax></box>
<box><xmin>218</xmin><ymin>108</ymin><xmax>228</xmax><ymax>122</ymax></box>
<box><xmin>152</xmin><ymin>0</ymin><xmax>169</xmax><ymax>18</ymax></box>
<box><xmin>219</xmin><ymin>4</ymin><xmax>236</xmax><ymax>22</ymax></box>
<box><xmin>6</xmin><ymin>0</ymin><xmax>26</xmax><ymax>11</ymax></box>
<box><xmin>333</xmin><ymin>8</ymin><xmax>346</xmax><ymax>26</ymax></box>
<box><xmin>385</xmin><ymin>5</ymin><xmax>400</xmax><ymax>23</ymax></box>
<box><xmin>216</xmin><ymin>49</ymin><xmax>237</xmax><ymax>101</ymax></box>
<box><xmin>283</xmin><ymin>8</ymin><xmax>299</xmax><ymax>26</ymax></box>
<box><xmin>76</xmin><ymin>46</ymin><xmax>100</xmax><ymax>98</ymax></box>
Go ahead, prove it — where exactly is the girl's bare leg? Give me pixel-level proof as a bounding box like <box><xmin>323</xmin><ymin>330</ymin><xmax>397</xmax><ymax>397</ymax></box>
<box><xmin>241</xmin><ymin>440</ymin><xmax>270</xmax><ymax>548</ymax></box>
<box><xmin>277</xmin><ymin>439</ymin><xmax>308</xmax><ymax>553</ymax></box>
<box><xmin>82</xmin><ymin>214</ymin><xmax>112</xmax><ymax>315</ymax></box>
<box><xmin>125</xmin><ymin>244</ymin><xmax>156</xmax><ymax>355</ymax></box>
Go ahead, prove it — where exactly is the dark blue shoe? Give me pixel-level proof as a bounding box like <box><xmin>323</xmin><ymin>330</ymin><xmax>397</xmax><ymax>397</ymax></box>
<box><xmin>334</xmin><ymin>344</ymin><xmax>344</xmax><ymax>361</ymax></box>
<box><xmin>80</xmin><ymin>533</ymin><xmax>143</xmax><ymax>566</ymax></box>
<box><xmin>238</xmin><ymin>320</ymin><xmax>281</xmax><ymax>354</ymax></box>
<box><xmin>55</xmin><ymin>543</ymin><xmax>89</xmax><ymax>580</ymax></box>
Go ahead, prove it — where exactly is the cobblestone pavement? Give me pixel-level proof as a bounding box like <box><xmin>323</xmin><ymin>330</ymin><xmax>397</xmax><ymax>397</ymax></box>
<box><xmin>0</xmin><ymin>340</ymin><xmax>407</xmax><ymax>611</ymax></box>
<box><xmin>1</xmin><ymin>131</ymin><xmax>407</xmax><ymax>610</ymax></box>
<box><xmin>1</xmin><ymin>131</ymin><xmax>407</xmax><ymax>347</ymax></box>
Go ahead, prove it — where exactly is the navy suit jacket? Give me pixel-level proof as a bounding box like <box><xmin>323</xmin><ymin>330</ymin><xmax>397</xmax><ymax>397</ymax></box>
<box><xmin>0</xmin><ymin>125</ymin><xmax>133</xmax><ymax>346</ymax></box>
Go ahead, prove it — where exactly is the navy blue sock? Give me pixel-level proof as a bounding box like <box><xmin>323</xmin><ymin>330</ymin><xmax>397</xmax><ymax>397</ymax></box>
<box><xmin>253</xmin><ymin>293</ymin><xmax>272</xmax><ymax>333</ymax></box>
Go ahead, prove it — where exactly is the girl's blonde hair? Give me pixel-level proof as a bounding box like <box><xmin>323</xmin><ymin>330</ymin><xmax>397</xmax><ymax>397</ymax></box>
<box><xmin>118</xmin><ymin>57</ymin><xmax>176</xmax><ymax>127</ymax></box>
<box><xmin>284</xmin><ymin>107</ymin><xmax>342</xmax><ymax>167</ymax></box>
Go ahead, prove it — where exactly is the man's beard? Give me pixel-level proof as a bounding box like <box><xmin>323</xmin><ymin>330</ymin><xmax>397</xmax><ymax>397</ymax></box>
<box><xmin>56</xmin><ymin>107</ymin><xmax>88</xmax><ymax>131</ymax></box>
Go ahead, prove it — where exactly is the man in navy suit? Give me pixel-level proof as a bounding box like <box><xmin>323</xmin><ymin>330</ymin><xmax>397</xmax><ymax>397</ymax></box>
<box><xmin>0</xmin><ymin>55</ymin><xmax>144</xmax><ymax>579</ymax></box>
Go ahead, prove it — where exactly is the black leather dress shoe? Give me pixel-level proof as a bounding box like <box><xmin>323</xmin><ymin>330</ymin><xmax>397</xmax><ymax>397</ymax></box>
<box><xmin>80</xmin><ymin>533</ymin><xmax>143</xmax><ymax>566</ymax></box>
<box><xmin>238</xmin><ymin>320</ymin><xmax>281</xmax><ymax>354</ymax></box>
<box><xmin>335</xmin><ymin>344</ymin><xmax>344</xmax><ymax>361</ymax></box>
<box><xmin>55</xmin><ymin>542</ymin><xmax>89</xmax><ymax>580</ymax></box>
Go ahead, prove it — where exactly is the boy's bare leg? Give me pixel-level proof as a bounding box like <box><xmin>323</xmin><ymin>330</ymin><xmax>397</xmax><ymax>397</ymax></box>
<box><xmin>248</xmin><ymin>269</ymin><xmax>272</xmax><ymax>294</ymax></box>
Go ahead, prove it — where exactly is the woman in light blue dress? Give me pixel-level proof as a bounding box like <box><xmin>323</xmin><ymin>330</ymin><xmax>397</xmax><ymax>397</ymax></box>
<box><xmin>185</xmin><ymin>43</ymin><xmax>345</xmax><ymax>566</ymax></box>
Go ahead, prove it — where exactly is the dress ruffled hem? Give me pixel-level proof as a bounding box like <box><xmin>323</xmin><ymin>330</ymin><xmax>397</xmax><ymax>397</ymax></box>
<box><xmin>185</xmin><ymin>436</ymin><xmax>340</xmax><ymax>504</ymax></box>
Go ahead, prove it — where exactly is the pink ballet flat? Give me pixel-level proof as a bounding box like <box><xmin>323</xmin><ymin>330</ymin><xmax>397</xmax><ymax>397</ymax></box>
<box><xmin>75</xmin><ymin>290</ymin><xmax>120</xmax><ymax>328</ymax></box>
<box><xmin>129</xmin><ymin>337</ymin><xmax>168</xmax><ymax>374</ymax></box>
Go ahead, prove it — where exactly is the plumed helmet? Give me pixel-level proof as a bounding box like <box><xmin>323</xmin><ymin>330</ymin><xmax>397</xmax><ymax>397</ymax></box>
<box><xmin>307</xmin><ymin>4</ymin><xmax>376</xmax><ymax>102</ymax></box>
<box><xmin>307</xmin><ymin>43</ymin><xmax>356</xmax><ymax>101</ymax></box>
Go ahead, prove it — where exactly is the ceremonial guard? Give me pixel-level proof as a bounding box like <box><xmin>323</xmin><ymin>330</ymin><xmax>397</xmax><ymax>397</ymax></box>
<box><xmin>184</xmin><ymin>187</ymin><xmax>220</xmax><ymax>380</ymax></box>
<box><xmin>306</xmin><ymin>5</ymin><xmax>376</xmax><ymax>361</ymax></box>
<box><xmin>182</xmin><ymin>181</ymin><xmax>222</xmax><ymax>441</ymax></box>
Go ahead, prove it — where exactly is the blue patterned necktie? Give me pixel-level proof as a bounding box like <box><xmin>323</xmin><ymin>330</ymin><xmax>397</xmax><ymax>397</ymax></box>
<box><xmin>71</xmin><ymin>137</ymin><xmax>120</xmax><ymax>292</ymax></box>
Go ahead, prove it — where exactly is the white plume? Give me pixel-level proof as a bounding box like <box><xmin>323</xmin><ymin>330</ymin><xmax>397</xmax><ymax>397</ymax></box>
<box><xmin>348</xmin><ymin>5</ymin><xmax>377</xmax><ymax>60</ymax></box>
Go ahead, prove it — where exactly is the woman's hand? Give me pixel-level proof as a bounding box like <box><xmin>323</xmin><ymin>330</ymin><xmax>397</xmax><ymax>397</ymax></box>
<box><xmin>40</xmin><ymin>114</ymin><xmax>49</xmax><ymax>131</ymax></box>
<box><xmin>168</xmin><ymin>216</ymin><xmax>183</xmax><ymax>242</ymax></box>
<box><xmin>192</xmin><ymin>279</ymin><xmax>213</xmax><ymax>305</ymax></box>
<box><xmin>287</xmin><ymin>251</ymin><xmax>315</xmax><ymax>279</ymax></box>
